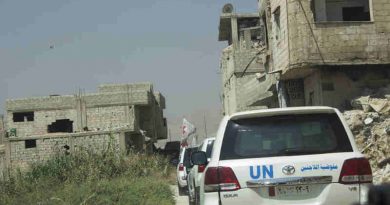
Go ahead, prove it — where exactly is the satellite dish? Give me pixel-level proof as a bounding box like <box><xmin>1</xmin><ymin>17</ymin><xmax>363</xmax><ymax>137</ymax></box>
<box><xmin>222</xmin><ymin>4</ymin><xmax>234</xmax><ymax>13</ymax></box>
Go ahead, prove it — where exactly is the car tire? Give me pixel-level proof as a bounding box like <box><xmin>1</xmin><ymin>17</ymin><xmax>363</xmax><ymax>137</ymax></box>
<box><xmin>178</xmin><ymin>184</ymin><xmax>187</xmax><ymax>196</ymax></box>
<box><xmin>195</xmin><ymin>186</ymin><xmax>200</xmax><ymax>205</ymax></box>
<box><xmin>188</xmin><ymin>195</ymin><xmax>195</xmax><ymax>205</ymax></box>
<box><xmin>187</xmin><ymin>184</ymin><xmax>194</xmax><ymax>204</ymax></box>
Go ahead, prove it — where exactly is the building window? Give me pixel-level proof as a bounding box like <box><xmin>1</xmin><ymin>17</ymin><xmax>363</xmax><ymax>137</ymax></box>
<box><xmin>48</xmin><ymin>119</ymin><xmax>73</xmax><ymax>133</ymax></box>
<box><xmin>273</xmin><ymin>7</ymin><xmax>281</xmax><ymax>41</ymax></box>
<box><xmin>13</xmin><ymin>112</ymin><xmax>34</xmax><ymax>122</ymax></box>
<box><xmin>314</xmin><ymin>0</ymin><xmax>371</xmax><ymax>22</ymax></box>
<box><xmin>25</xmin><ymin>139</ymin><xmax>37</xmax><ymax>149</ymax></box>
<box><xmin>322</xmin><ymin>82</ymin><xmax>335</xmax><ymax>91</ymax></box>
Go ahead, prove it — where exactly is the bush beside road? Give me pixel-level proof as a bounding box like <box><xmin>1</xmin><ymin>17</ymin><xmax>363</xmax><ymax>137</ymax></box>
<box><xmin>0</xmin><ymin>145</ymin><xmax>175</xmax><ymax>205</ymax></box>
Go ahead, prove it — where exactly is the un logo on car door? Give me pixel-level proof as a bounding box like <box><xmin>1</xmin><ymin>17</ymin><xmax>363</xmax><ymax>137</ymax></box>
<box><xmin>282</xmin><ymin>165</ymin><xmax>295</xmax><ymax>175</ymax></box>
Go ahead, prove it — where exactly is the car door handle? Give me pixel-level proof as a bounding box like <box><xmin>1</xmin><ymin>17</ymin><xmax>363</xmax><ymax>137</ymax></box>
<box><xmin>246</xmin><ymin>176</ymin><xmax>332</xmax><ymax>187</ymax></box>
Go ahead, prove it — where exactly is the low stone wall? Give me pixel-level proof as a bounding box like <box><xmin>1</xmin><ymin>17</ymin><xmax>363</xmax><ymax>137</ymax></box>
<box><xmin>8</xmin><ymin>131</ymin><xmax>125</xmax><ymax>169</ymax></box>
<box><xmin>0</xmin><ymin>145</ymin><xmax>6</xmax><ymax>178</ymax></box>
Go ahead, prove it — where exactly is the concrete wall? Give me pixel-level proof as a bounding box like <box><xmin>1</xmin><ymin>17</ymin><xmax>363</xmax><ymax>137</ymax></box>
<box><xmin>0</xmin><ymin>115</ymin><xmax>4</xmax><ymax>144</ymax></box>
<box><xmin>303</xmin><ymin>71</ymin><xmax>323</xmax><ymax>106</ymax></box>
<box><xmin>219</xmin><ymin>13</ymin><xmax>278</xmax><ymax>115</ymax></box>
<box><xmin>6</xmin><ymin>109</ymin><xmax>78</xmax><ymax>138</ymax></box>
<box><xmin>269</xmin><ymin>0</ymin><xmax>290</xmax><ymax>72</ymax></box>
<box><xmin>0</xmin><ymin>145</ymin><xmax>6</xmax><ymax>178</ymax></box>
<box><xmin>221</xmin><ymin>46</ymin><xmax>238</xmax><ymax>115</ymax></box>
<box><xmin>98</xmin><ymin>83</ymin><xmax>153</xmax><ymax>93</ymax></box>
<box><xmin>5</xmin><ymin>83</ymin><xmax>167</xmax><ymax>140</ymax></box>
<box><xmin>6</xmin><ymin>92</ymin><xmax>150</xmax><ymax>112</ymax></box>
<box><xmin>259</xmin><ymin>0</ymin><xmax>390</xmax><ymax>74</ymax></box>
<box><xmin>8</xmin><ymin>131</ymin><xmax>123</xmax><ymax>169</ymax></box>
<box><xmin>4</xmin><ymin>83</ymin><xmax>167</xmax><ymax>169</ymax></box>
<box><xmin>324</xmin><ymin>0</ymin><xmax>370</xmax><ymax>21</ymax></box>
<box><xmin>259</xmin><ymin>0</ymin><xmax>390</xmax><ymax>109</ymax></box>
<box><xmin>287</xmin><ymin>0</ymin><xmax>390</xmax><ymax>70</ymax></box>
<box><xmin>86</xmin><ymin>106</ymin><xmax>132</xmax><ymax>131</ymax></box>
<box><xmin>321</xmin><ymin>68</ymin><xmax>390</xmax><ymax>110</ymax></box>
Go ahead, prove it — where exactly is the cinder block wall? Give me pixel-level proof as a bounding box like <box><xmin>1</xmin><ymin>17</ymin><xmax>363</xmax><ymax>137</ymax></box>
<box><xmin>269</xmin><ymin>0</ymin><xmax>290</xmax><ymax>72</ymax></box>
<box><xmin>6</xmin><ymin>109</ymin><xmax>78</xmax><ymax>138</ymax></box>
<box><xmin>0</xmin><ymin>145</ymin><xmax>6</xmax><ymax>178</ymax></box>
<box><xmin>9</xmin><ymin>132</ymin><xmax>122</xmax><ymax>169</ymax></box>
<box><xmin>287</xmin><ymin>0</ymin><xmax>390</xmax><ymax>66</ymax></box>
<box><xmin>86</xmin><ymin>106</ymin><xmax>132</xmax><ymax>131</ymax></box>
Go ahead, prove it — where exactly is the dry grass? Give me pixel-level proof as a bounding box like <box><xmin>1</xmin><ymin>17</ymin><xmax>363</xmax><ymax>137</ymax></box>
<box><xmin>0</xmin><ymin>141</ymin><xmax>175</xmax><ymax>205</ymax></box>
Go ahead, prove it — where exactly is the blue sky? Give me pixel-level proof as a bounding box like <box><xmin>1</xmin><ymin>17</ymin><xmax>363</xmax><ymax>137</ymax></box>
<box><xmin>0</xmin><ymin>0</ymin><xmax>258</xmax><ymax>120</ymax></box>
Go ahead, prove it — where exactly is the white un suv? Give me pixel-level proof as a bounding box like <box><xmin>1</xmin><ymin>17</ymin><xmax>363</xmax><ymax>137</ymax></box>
<box><xmin>187</xmin><ymin>137</ymin><xmax>215</xmax><ymax>204</ymax></box>
<box><xmin>191</xmin><ymin>107</ymin><xmax>372</xmax><ymax>205</ymax></box>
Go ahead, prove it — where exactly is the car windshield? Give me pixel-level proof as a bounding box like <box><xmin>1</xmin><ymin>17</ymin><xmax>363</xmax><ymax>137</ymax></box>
<box><xmin>220</xmin><ymin>113</ymin><xmax>353</xmax><ymax>160</ymax></box>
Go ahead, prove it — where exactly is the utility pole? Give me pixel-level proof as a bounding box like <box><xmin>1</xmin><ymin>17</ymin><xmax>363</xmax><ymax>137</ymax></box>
<box><xmin>203</xmin><ymin>113</ymin><xmax>208</xmax><ymax>139</ymax></box>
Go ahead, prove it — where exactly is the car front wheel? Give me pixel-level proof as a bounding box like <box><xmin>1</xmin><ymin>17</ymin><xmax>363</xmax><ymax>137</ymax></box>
<box><xmin>178</xmin><ymin>184</ymin><xmax>187</xmax><ymax>196</ymax></box>
<box><xmin>195</xmin><ymin>186</ymin><xmax>200</xmax><ymax>205</ymax></box>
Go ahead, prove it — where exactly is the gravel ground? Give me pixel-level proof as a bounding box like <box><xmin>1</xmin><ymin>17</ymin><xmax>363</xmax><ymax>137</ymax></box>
<box><xmin>170</xmin><ymin>185</ymin><xmax>189</xmax><ymax>205</ymax></box>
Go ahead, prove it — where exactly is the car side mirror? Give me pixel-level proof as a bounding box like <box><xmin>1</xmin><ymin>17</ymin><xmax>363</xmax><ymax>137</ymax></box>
<box><xmin>191</xmin><ymin>151</ymin><xmax>207</xmax><ymax>165</ymax></box>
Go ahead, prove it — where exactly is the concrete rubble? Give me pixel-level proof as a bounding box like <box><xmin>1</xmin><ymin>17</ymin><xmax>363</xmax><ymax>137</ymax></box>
<box><xmin>344</xmin><ymin>94</ymin><xmax>390</xmax><ymax>184</ymax></box>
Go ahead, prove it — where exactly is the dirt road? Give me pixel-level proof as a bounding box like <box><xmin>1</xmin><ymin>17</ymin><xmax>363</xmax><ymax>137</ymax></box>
<box><xmin>170</xmin><ymin>185</ymin><xmax>189</xmax><ymax>205</ymax></box>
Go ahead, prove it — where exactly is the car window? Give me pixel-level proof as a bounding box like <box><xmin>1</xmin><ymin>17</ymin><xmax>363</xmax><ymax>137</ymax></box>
<box><xmin>220</xmin><ymin>113</ymin><xmax>353</xmax><ymax>160</ymax></box>
<box><xmin>205</xmin><ymin>140</ymin><xmax>214</xmax><ymax>158</ymax></box>
<box><xmin>183</xmin><ymin>147</ymin><xmax>196</xmax><ymax>168</ymax></box>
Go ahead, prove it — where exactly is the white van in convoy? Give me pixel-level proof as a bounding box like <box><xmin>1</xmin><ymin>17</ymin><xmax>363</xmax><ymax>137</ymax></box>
<box><xmin>191</xmin><ymin>107</ymin><xmax>372</xmax><ymax>205</ymax></box>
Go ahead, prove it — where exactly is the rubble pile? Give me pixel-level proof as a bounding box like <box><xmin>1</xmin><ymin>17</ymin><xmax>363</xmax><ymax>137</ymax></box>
<box><xmin>343</xmin><ymin>94</ymin><xmax>390</xmax><ymax>184</ymax></box>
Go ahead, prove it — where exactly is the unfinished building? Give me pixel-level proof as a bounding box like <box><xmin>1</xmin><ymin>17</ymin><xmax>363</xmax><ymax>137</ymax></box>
<box><xmin>258</xmin><ymin>0</ymin><xmax>390</xmax><ymax>109</ymax></box>
<box><xmin>3</xmin><ymin>83</ymin><xmax>167</xmax><ymax>168</ymax></box>
<box><xmin>218</xmin><ymin>4</ymin><xmax>278</xmax><ymax>115</ymax></box>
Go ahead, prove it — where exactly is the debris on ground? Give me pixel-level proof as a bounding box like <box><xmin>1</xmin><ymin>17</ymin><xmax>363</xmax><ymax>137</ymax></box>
<box><xmin>344</xmin><ymin>96</ymin><xmax>390</xmax><ymax>184</ymax></box>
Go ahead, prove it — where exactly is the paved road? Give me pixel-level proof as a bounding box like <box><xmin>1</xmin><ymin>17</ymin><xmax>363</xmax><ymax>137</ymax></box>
<box><xmin>170</xmin><ymin>185</ymin><xmax>189</xmax><ymax>205</ymax></box>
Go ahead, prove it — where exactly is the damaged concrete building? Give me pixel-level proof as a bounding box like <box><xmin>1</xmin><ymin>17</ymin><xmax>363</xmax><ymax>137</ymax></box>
<box><xmin>3</xmin><ymin>83</ymin><xmax>167</xmax><ymax>168</ymax></box>
<box><xmin>0</xmin><ymin>115</ymin><xmax>6</xmax><ymax>176</ymax></box>
<box><xmin>217</xmin><ymin>1</ymin><xmax>390</xmax><ymax>183</ymax></box>
<box><xmin>218</xmin><ymin>5</ymin><xmax>279</xmax><ymax>115</ymax></box>
<box><xmin>257</xmin><ymin>0</ymin><xmax>390</xmax><ymax>109</ymax></box>
<box><xmin>219</xmin><ymin>0</ymin><xmax>390</xmax><ymax>115</ymax></box>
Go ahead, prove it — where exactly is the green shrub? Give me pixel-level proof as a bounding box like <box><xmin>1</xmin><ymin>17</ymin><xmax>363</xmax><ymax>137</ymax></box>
<box><xmin>0</xmin><ymin>142</ymin><xmax>174</xmax><ymax>205</ymax></box>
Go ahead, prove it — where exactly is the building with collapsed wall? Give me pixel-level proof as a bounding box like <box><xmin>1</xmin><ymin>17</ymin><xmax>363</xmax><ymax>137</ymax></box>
<box><xmin>2</xmin><ymin>83</ymin><xmax>167</xmax><ymax>168</ymax></box>
<box><xmin>257</xmin><ymin>0</ymin><xmax>390</xmax><ymax>109</ymax></box>
<box><xmin>0</xmin><ymin>115</ymin><xmax>5</xmax><ymax>177</ymax></box>
<box><xmin>218</xmin><ymin>5</ymin><xmax>279</xmax><ymax>115</ymax></box>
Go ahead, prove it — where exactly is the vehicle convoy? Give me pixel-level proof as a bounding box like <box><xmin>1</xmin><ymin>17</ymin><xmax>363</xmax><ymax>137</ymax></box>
<box><xmin>187</xmin><ymin>137</ymin><xmax>216</xmax><ymax>205</ymax></box>
<box><xmin>176</xmin><ymin>146</ymin><xmax>198</xmax><ymax>196</ymax></box>
<box><xmin>191</xmin><ymin>107</ymin><xmax>373</xmax><ymax>205</ymax></box>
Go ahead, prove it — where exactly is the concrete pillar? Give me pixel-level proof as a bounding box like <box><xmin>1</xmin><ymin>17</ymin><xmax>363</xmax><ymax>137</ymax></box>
<box><xmin>231</xmin><ymin>17</ymin><xmax>239</xmax><ymax>50</ymax></box>
<box><xmin>118</xmin><ymin>132</ymin><xmax>126</xmax><ymax>153</ymax></box>
<box><xmin>76</xmin><ymin>96</ymin><xmax>83</xmax><ymax>132</ymax></box>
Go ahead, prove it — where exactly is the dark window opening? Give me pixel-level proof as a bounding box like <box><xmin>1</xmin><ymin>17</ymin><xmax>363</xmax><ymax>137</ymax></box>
<box><xmin>273</xmin><ymin>7</ymin><xmax>281</xmax><ymax>41</ymax></box>
<box><xmin>13</xmin><ymin>112</ymin><xmax>34</xmax><ymax>122</ymax></box>
<box><xmin>25</xmin><ymin>139</ymin><xmax>36</xmax><ymax>148</ymax></box>
<box><xmin>48</xmin><ymin>119</ymin><xmax>73</xmax><ymax>133</ymax></box>
<box><xmin>342</xmin><ymin>7</ymin><xmax>370</xmax><ymax>21</ymax></box>
<box><xmin>322</xmin><ymin>82</ymin><xmax>335</xmax><ymax>91</ymax></box>
<box><xmin>314</xmin><ymin>0</ymin><xmax>371</xmax><ymax>22</ymax></box>
<box><xmin>309</xmin><ymin>92</ymin><xmax>315</xmax><ymax>106</ymax></box>
<box><xmin>237</xmin><ymin>17</ymin><xmax>263</xmax><ymax>49</ymax></box>
<box><xmin>262</xmin><ymin>15</ymin><xmax>269</xmax><ymax>48</ymax></box>
<box><xmin>163</xmin><ymin>118</ymin><xmax>167</xmax><ymax>127</ymax></box>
